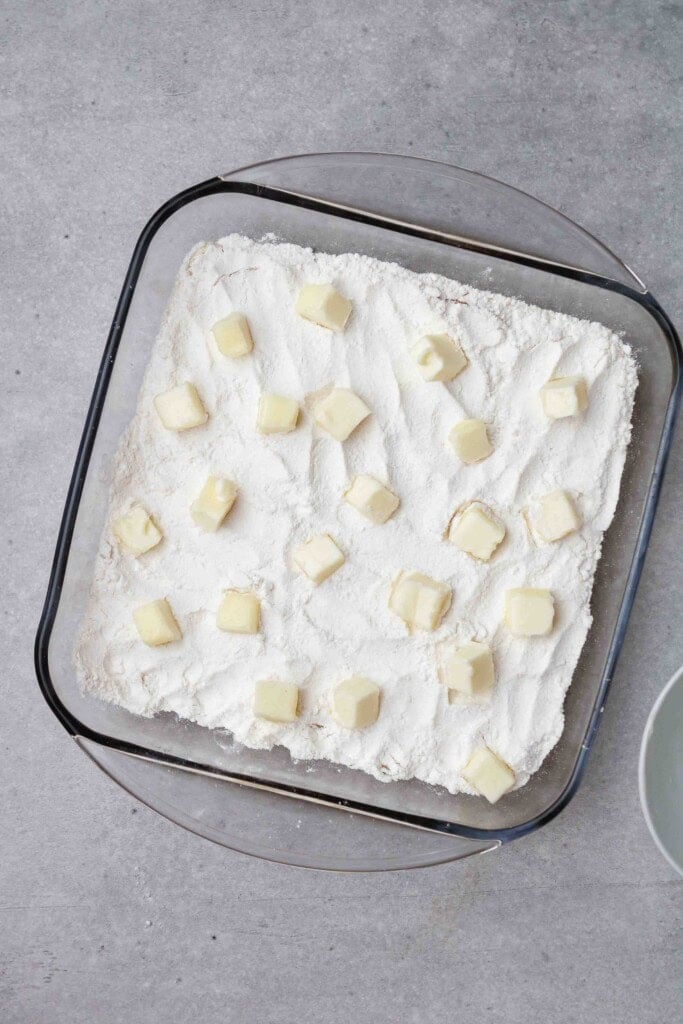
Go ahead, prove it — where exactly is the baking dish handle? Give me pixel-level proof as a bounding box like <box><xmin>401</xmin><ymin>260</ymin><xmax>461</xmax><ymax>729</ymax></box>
<box><xmin>77</xmin><ymin>737</ymin><xmax>500</xmax><ymax>871</ymax></box>
<box><xmin>222</xmin><ymin>151</ymin><xmax>646</xmax><ymax>291</ymax></box>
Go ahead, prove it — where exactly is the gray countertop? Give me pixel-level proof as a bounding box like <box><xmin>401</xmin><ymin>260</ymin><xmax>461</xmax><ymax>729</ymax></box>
<box><xmin>2</xmin><ymin>2</ymin><xmax>681</xmax><ymax>1021</ymax></box>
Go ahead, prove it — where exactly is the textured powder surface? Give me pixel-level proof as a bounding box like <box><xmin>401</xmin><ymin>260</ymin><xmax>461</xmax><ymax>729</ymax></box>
<box><xmin>74</xmin><ymin>235</ymin><xmax>637</xmax><ymax>795</ymax></box>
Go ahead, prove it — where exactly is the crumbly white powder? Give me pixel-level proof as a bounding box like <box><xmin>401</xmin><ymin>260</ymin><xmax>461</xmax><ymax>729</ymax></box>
<box><xmin>74</xmin><ymin>235</ymin><xmax>637</xmax><ymax>795</ymax></box>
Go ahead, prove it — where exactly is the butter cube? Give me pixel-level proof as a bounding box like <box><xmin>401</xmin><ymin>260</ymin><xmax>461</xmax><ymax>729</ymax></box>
<box><xmin>293</xmin><ymin>534</ymin><xmax>345</xmax><ymax>584</ymax></box>
<box><xmin>191</xmin><ymin>476</ymin><xmax>237</xmax><ymax>532</ymax></box>
<box><xmin>211</xmin><ymin>312</ymin><xmax>253</xmax><ymax>358</ymax></box>
<box><xmin>540</xmin><ymin>375</ymin><xmax>588</xmax><ymax>419</ymax></box>
<box><xmin>333</xmin><ymin>676</ymin><xmax>380</xmax><ymax>729</ymax></box>
<box><xmin>217</xmin><ymin>590</ymin><xmax>261</xmax><ymax>634</ymax></box>
<box><xmin>313</xmin><ymin>388</ymin><xmax>371</xmax><ymax>441</ymax></box>
<box><xmin>254</xmin><ymin>679</ymin><xmax>300</xmax><ymax>723</ymax></box>
<box><xmin>133</xmin><ymin>598</ymin><xmax>181</xmax><ymax>646</ymax></box>
<box><xmin>449</xmin><ymin>503</ymin><xmax>506</xmax><ymax>561</ymax></box>
<box><xmin>535</xmin><ymin>490</ymin><xmax>581</xmax><ymax>542</ymax></box>
<box><xmin>410</xmin><ymin>333</ymin><xmax>468</xmax><ymax>382</ymax></box>
<box><xmin>344</xmin><ymin>475</ymin><xmax>399</xmax><ymax>524</ymax></box>
<box><xmin>154</xmin><ymin>383</ymin><xmax>208</xmax><ymax>431</ymax></box>
<box><xmin>113</xmin><ymin>505</ymin><xmax>162</xmax><ymax>556</ymax></box>
<box><xmin>462</xmin><ymin>748</ymin><xmax>515</xmax><ymax>804</ymax></box>
<box><xmin>449</xmin><ymin>419</ymin><xmax>493</xmax><ymax>464</ymax></box>
<box><xmin>296</xmin><ymin>283</ymin><xmax>352</xmax><ymax>331</ymax></box>
<box><xmin>389</xmin><ymin>571</ymin><xmax>452</xmax><ymax>632</ymax></box>
<box><xmin>440</xmin><ymin>640</ymin><xmax>494</xmax><ymax>697</ymax></box>
<box><xmin>505</xmin><ymin>588</ymin><xmax>554</xmax><ymax>636</ymax></box>
<box><xmin>256</xmin><ymin>393</ymin><xmax>300</xmax><ymax>434</ymax></box>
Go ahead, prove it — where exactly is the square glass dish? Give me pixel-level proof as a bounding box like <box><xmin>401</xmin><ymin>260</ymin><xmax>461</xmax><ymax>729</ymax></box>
<box><xmin>35</xmin><ymin>154</ymin><xmax>681</xmax><ymax>870</ymax></box>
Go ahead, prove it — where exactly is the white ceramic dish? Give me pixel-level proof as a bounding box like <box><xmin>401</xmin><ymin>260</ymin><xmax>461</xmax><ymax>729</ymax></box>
<box><xmin>639</xmin><ymin>663</ymin><xmax>683</xmax><ymax>876</ymax></box>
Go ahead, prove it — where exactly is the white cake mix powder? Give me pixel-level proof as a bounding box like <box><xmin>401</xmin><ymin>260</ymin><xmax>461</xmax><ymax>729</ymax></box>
<box><xmin>74</xmin><ymin>235</ymin><xmax>637</xmax><ymax>795</ymax></box>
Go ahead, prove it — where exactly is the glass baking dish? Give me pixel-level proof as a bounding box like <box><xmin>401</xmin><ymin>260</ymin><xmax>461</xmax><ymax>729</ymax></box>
<box><xmin>35</xmin><ymin>154</ymin><xmax>681</xmax><ymax>870</ymax></box>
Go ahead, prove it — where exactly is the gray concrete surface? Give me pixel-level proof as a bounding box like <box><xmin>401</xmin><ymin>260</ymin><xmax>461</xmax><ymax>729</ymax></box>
<box><xmin>1</xmin><ymin>1</ymin><xmax>682</xmax><ymax>1021</ymax></box>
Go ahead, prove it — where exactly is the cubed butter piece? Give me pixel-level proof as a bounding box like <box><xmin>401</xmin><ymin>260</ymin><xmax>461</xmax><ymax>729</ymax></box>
<box><xmin>256</xmin><ymin>393</ymin><xmax>300</xmax><ymax>434</ymax></box>
<box><xmin>191</xmin><ymin>476</ymin><xmax>237</xmax><ymax>532</ymax></box>
<box><xmin>313</xmin><ymin>387</ymin><xmax>371</xmax><ymax>441</ymax></box>
<box><xmin>344</xmin><ymin>474</ymin><xmax>399</xmax><ymax>524</ymax></box>
<box><xmin>540</xmin><ymin>375</ymin><xmax>588</xmax><ymax>419</ymax></box>
<box><xmin>449</xmin><ymin>419</ymin><xmax>493</xmax><ymax>464</ymax></box>
<box><xmin>505</xmin><ymin>588</ymin><xmax>554</xmax><ymax>636</ymax></box>
<box><xmin>217</xmin><ymin>590</ymin><xmax>261</xmax><ymax>634</ymax></box>
<box><xmin>293</xmin><ymin>534</ymin><xmax>345</xmax><ymax>585</ymax></box>
<box><xmin>133</xmin><ymin>598</ymin><xmax>181</xmax><ymax>646</ymax></box>
<box><xmin>333</xmin><ymin>676</ymin><xmax>380</xmax><ymax>729</ymax></box>
<box><xmin>535</xmin><ymin>490</ymin><xmax>581</xmax><ymax>542</ymax></box>
<box><xmin>440</xmin><ymin>640</ymin><xmax>494</xmax><ymax>697</ymax></box>
<box><xmin>211</xmin><ymin>312</ymin><xmax>253</xmax><ymax>358</ymax></box>
<box><xmin>296</xmin><ymin>283</ymin><xmax>352</xmax><ymax>331</ymax></box>
<box><xmin>410</xmin><ymin>333</ymin><xmax>468</xmax><ymax>382</ymax></box>
<box><xmin>462</xmin><ymin>747</ymin><xmax>515</xmax><ymax>804</ymax></box>
<box><xmin>154</xmin><ymin>383</ymin><xmax>208</xmax><ymax>431</ymax></box>
<box><xmin>254</xmin><ymin>679</ymin><xmax>300</xmax><ymax>723</ymax></box>
<box><xmin>389</xmin><ymin>571</ymin><xmax>452</xmax><ymax>632</ymax></box>
<box><xmin>113</xmin><ymin>505</ymin><xmax>162</xmax><ymax>556</ymax></box>
<box><xmin>449</xmin><ymin>503</ymin><xmax>506</xmax><ymax>561</ymax></box>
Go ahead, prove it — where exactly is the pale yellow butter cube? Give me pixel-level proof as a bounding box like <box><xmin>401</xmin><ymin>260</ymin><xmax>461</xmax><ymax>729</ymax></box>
<box><xmin>254</xmin><ymin>679</ymin><xmax>300</xmax><ymax>723</ymax></box>
<box><xmin>462</xmin><ymin>747</ymin><xmax>515</xmax><ymax>804</ymax></box>
<box><xmin>217</xmin><ymin>590</ymin><xmax>261</xmax><ymax>634</ymax></box>
<box><xmin>333</xmin><ymin>676</ymin><xmax>380</xmax><ymax>729</ymax></box>
<box><xmin>540</xmin><ymin>375</ymin><xmax>588</xmax><ymax>419</ymax></box>
<box><xmin>389</xmin><ymin>571</ymin><xmax>452</xmax><ymax>632</ymax></box>
<box><xmin>410</xmin><ymin>333</ymin><xmax>468</xmax><ymax>382</ymax></box>
<box><xmin>449</xmin><ymin>503</ymin><xmax>506</xmax><ymax>561</ymax></box>
<box><xmin>344</xmin><ymin>475</ymin><xmax>399</xmax><ymax>524</ymax></box>
<box><xmin>505</xmin><ymin>588</ymin><xmax>554</xmax><ymax>636</ymax></box>
<box><xmin>293</xmin><ymin>534</ymin><xmax>345</xmax><ymax>584</ymax></box>
<box><xmin>440</xmin><ymin>640</ymin><xmax>494</xmax><ymax>697</ymax></box>
<box><xmin>256</xmin><ymin>393</ymin><xmax>300</xmax><ymax>434</ymax></box>
<box><xmin>535</xmin><ymin>490</ymin><xmax>581</xmax><ymax>542</ymax></box>
<box><xmin>296</xmin><ymin>283</ymin><xmax>352</xmax><ymax>331</ymax></box>
<box><xmin>211</xmin><ymin>312</ymin><xmax>254</xmax><ymax>358</ymax></box>
<box><xmin>113</xmin><ymin>505</ymin><xmax>162</xmax><ymax>556</ymax></box>
<box><xmin>154</xmin><ymin>383</ymin><xmax>208</xmax><ymax>431</ymax></box>
<box><xmin>191</xmin><ymin>476</ymin><xmax>237</xmax><ymax>532</ymax></box>
<box><xmin>388</xmin><ymin>573</ymin><xmax>422</xmax><ymax>624</ymax></box>
<box><xmin>313</xmin><ymin>388</ymin><xmax>371</xmax><ymax>441</ymax></box>
<box><xmin>133</xmin><ymin>598</ymin><xmax>181</xmax><ymax>646</ymax></box>
<box><xmin>449</xmin><ymin>419</ymin><xmax>493</xmax><ymax>464</ymax></box>
<box><xmin>414</xmin><ymin>586</ymin><xmax>450</xmax><ymax>631</ymax></box>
